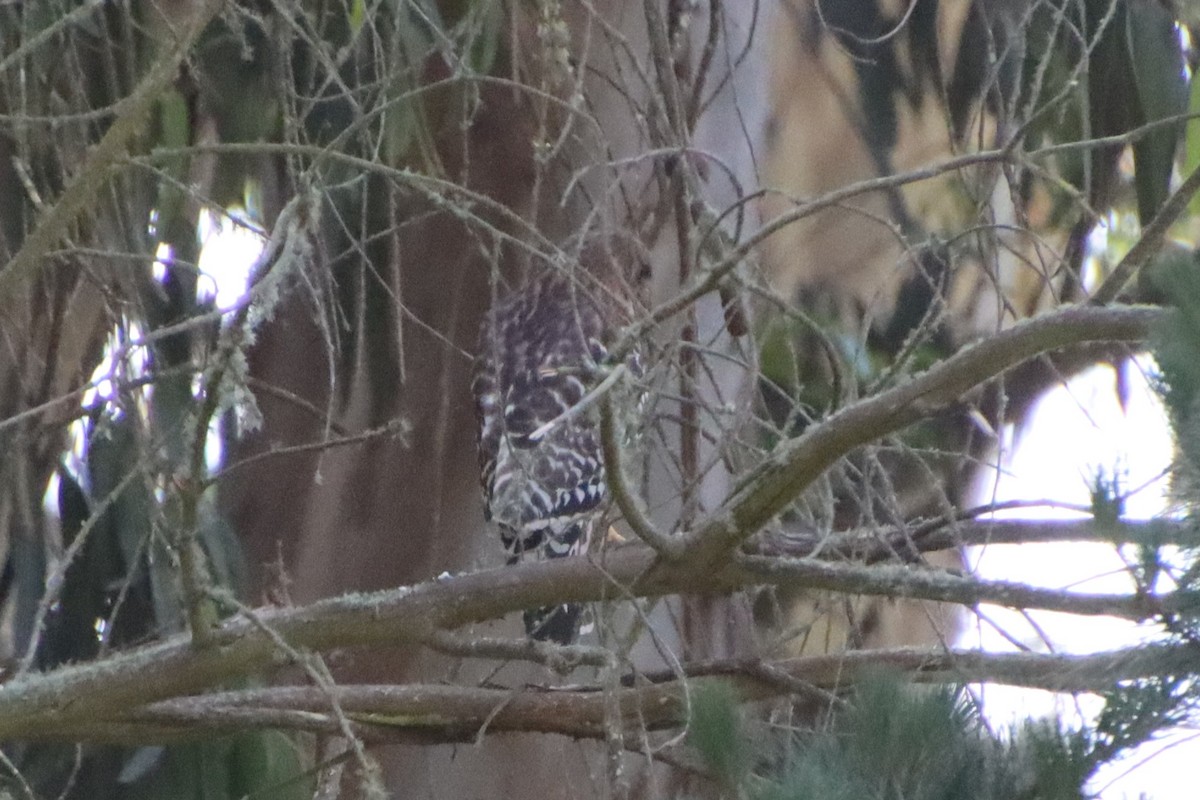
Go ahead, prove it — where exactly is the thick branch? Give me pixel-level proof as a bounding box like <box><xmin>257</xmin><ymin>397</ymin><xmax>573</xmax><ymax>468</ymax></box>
<box><xmin>1</xmin><ymin>533</ymin><xmax>1195</xmax><ymax>740</ymax></box>
<box><xmin>20</xmin><ymin>644</ymin><xmax>1199</xmax><ymax>744</ymax></box>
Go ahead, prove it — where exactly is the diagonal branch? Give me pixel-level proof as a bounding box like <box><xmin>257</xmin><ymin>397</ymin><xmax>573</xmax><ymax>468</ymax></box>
<box><xmin>681</xmin><ymin>304</ymin><xmax>1161</xmax><ymax>564</ymax></box>
<box><xmin>1089</xmin><ymin>161</ymin><xmax>1200</xmax><ymax>304</ymax></box>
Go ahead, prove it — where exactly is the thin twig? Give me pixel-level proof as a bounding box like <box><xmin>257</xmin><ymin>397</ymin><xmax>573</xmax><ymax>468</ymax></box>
<box><xmin>205</xmin><ymin>417</ymin><xmax>410</xmax><ymax>486</ymax></box>
<box><xmin>599</xmin><ymin>391</ymin><xmax>682</xmax><ymax>559</ymax></box>
<box><xmin>0</xmin><ymin>0</ymin><xmax>224</xmax><ymax>304</ymax></box>
<box><xmin>0</xmin><ymin>305</ymin><xmax>1164</xmax><ymax>738</ymax></box>
<box><xmin>735</xmin><ymin>553</ymin><xmax>1172</xmax><ymax>620</ymax></box>
<box><xmin>15</xmin><ymin>454</ymin><xmax>151</xmax><ymax>676</ymax></box>
<box><xmin>244</xmin><ymin>376</ymin><xmax>353</xmax><ymax>437</ymax></box>
<box><xmin>1089</xmin><ymin>161</ymin><xmax>1200</xmax><ymax>305</ymax></box>
<box><xmin>209</xmin><ymin>589</ymin><xmax>384</xmax><ymax>796</ymax></box>
<box><xmin>423</xmin><ymin>629</ymin><xmax>613</xmax><ymax>673</ymax></box>
<box><xmin>528</xmin><ymin>364</ymin><xmax>628</xmax><ymax>442</ymax></box>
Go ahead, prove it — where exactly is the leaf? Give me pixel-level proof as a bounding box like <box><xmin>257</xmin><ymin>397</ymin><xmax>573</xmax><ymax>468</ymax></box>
<box><xmin>1125</xmin><ymin>0</ymin><xmax>1188</xmax><ymax>222</ymax></box>
<box><xmin>7</xmin><ymin>504</ymin><xmax>48</xmax><ymax>659</ymax></box>
<box><xmin>193</xmin><ymin>18</ymin><xmax>280</xmax><ymax>207</ymax></box>
<box><xmin>461</xmin><ymin>0</ymin><xmax>503</xmax><ymax>77</ymax></box>
<box><xmin>118</xmin><ymin>746</ymin><xmax>167</xmax><ymax>785</ymax></box>
<box><xmin>121</xmin><ymin>739</ymin><xmax>233</xmax><ymax>800</ymax></box>
<box><xmin>1185</xmin><ymin>68</ymin><xmax>1200</xmax><ymax>215</ymax></box>
<box><xmin>1004</xmin><ymin>720</ymin><xmax>1093</xmax><ymax>800</ymax></box>
<box><xmin>87</xmin><ymin>414</ymin><xmax>182</xmax><ymax>635</ymax></box>
<box><xmin>120</xmin><ymin>734</ymin><xmax>311</xmax><ymax>800</ymax></box>
<box><xmin>1029</xmin><ymin>0</ymin><xmax>1186</xmax><ymax>219</ymax></box>
<box><xmin>57</xmin><ymin>464</ymin><xmax>91</xmax><ymax>547</ymax></box>
<box><xmin>688</xmin><ymin>682</ymin><xmax>753</xmax><ymax>790</ymax></box>
<box><xmin>38</xmin><ymin>465</ymin><xmax>112</xmax><ymax>667</ymax></box>
<box><xmin>197</xmin><ymin>498</ymin><xmax>247</xmax><ymax>597</ymax></box>
<box><xmin>348</xmin><ymin>0</ymin><xmax>366</xmax><ymax>34</ymax></box>
<box><xmin>229</xmin><ymin>731</ymin><xmax>313</xmax><ymax>800</ymax></box>
<box><xmin>1150</xmin><ymin>253</ymin><xmax>1200</xmax><ymax>416</ymax></box>
<box><xmin>757</xmin><ymin>317</ymin><xmax>803</xmax><ymax>398</ymax></box>
<box><xmin>841</xmin><ymin>674</ymin><xmax>977</xmax><ymax>795</ymax></box>
<box><xmin>1093</xmin><ymin>676</ymin><xmax>1195</xmax><ymax>763</ymax></box>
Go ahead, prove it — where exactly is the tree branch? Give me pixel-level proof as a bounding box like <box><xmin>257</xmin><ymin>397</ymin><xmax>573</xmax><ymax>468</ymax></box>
<box><xmin>1090</xmin><ymin>160</ymin><xmax>1200</xmax><ymax>304</ymax></box>
<box><xmin>599</xmin><ymin>390</ymin><xmax>682</xmax><ymax>558</ymax></box>
<box><xmin>18</xmin><ymin>643</ymin><xmax>1199</xmax><ymax>744</ymax></box>
<box><xmin>682</xmin><ymin>304</ymin><xmax>1161</xmax><ymax>564</ymax></box>
<box><xmin>735</xmin><ymin>554</ymin><xmax>1175</xmax><ymax>620</ymax></box>
<box><xmin>0</xmin><ymin>0</ymin><xmax>224</xmax><ymax>304</ymax></box>
<box><xmin>752</xmin><ymin>517</ymin><xmax>1196</xmax><ymax>563</ymax></box>
<box><xmin>2</xmin><ymin>524</ymin><xmax>1195</xmax><ymax>742</ymax></box>
<box><xmin>0</xmin><ymin>300</ymin><xmax>1166</xmax><ymax>742</ymax></box>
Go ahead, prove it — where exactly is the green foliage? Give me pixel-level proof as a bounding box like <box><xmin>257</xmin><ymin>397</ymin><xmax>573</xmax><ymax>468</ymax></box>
<box><xmin>1122</xmin><ymin>0</ymin><xmax>1189</xmax><ymax>222</ymax></box>
<box><xmin>689</xmin><ymin>683</ymin><xmax>755</xmax><ymax>791</ymax></box>
<box><xmin>0</xmin><ymin>0</ymin><xmax>499</xmax><ymax>793</ymax></box>
<box><xmin>84</xmin><ymin>411</ymin><xmax>179</xmax><ymax>640</ymax></box>
<box><xmin>2</xmin><ymin>0</ymin><xmax>1197</xmax><ymax>798</ymax></box>
<box><xmin>756</xmin><ymin>314</ymin><xmax>840</xmax><ymax>430</ymax></box>
<box><xmin>121</xmin><ymin>733</ymin><xmax>313</xmax><ymax>800</ymax></box>
<box><xmin>1088</xmin><ymin>467</ymin><xmax>1125</xmax><ymax>526</ymax></box>
<box><xmin>1186</xmin><ymin>69</ymin><xmax>1200</xmax><ymax>216</ymax></box>
<box><xmin>372</xmin><ymin>0</ymin><xmax>505</xmax><ymax>170</ymax></box>
<box><xmin>832</xmin><ymin>677</ymin><xmax>980</xmax><ymax>798</ymax></box>
<box><xmin>1150</xmin><ymin>256</ymin><xmax>1200</xmax><ymax>417</ymax></box>
<box><xmin>8</xmin><ymin>405</ymin><xmax>306</xmax><ymax>800</ymax></box>
<box><xmin>1023</xmin><ymin>0</ymin><xmax>1186</xmax><ymax>222</ymax></box>
<box><xmin>1092</xmin><ymin>676</ymin><xmax>1198</xmax><ymax>765</ymax></box>
<box><xmin>689</xmin><ymin>674</ymin><xmax>1095</xmax><ymax>800</ymax></box>
<box><xmin>1150</xmin><ymin>253</ymin><xmax>1200</xmax><ymax>502</ymax></box>
<box><xmin>23</xmin><ymin>414</ymin><xmax>162</xmax><ymax>673</ymax></box>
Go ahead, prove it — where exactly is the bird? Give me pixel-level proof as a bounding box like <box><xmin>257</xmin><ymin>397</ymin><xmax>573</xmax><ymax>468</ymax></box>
<box><xmin>472</xmin><ymin>239</ymin><xmax>641</xmax><ymax>644</ymax></box>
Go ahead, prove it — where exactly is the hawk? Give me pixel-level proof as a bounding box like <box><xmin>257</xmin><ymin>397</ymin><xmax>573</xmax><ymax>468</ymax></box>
<box><xmin>472</xmin><ymin>242</ymin><xmax>639</xmax><ymax>644</ymax></box>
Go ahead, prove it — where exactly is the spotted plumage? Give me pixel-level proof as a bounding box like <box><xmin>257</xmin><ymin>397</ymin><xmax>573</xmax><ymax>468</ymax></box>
<box><xmin>473</xmin><ymin>254</ymin><xmax>633</xmax><ymax>644</ymax></box>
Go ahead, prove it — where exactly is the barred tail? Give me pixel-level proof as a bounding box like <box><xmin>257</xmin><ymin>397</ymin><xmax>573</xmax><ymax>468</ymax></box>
<box><xmin>502</xmin><ymin>520</ymin><xmax>590</xmax><ymax>644</ymax></box>
<box><xmin>524</xmin><ymin>603</ymin><xmax>584</xmax><ymax>645</ymax></box>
